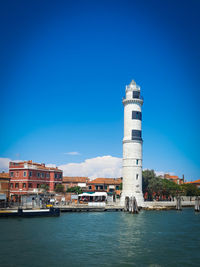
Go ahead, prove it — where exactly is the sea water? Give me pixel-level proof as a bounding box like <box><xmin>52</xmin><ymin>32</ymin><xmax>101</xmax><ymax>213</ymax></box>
<box><xmin>0</xmin><ymin>208</ymin><xmax>200</xmax><ymax>266</ymax></box>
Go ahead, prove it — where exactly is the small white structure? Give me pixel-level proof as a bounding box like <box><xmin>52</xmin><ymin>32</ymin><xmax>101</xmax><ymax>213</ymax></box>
<box><xmin>121</xmin><ymin>80</ymin><xmax>144</xmax><ymax>207</ymax></box>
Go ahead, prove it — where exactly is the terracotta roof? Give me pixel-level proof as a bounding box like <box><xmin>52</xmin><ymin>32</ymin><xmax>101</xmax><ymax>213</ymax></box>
<box><xmin>164</xmin><ymin>174</ymin><xmax>179</xmax><ymax>179</ymax></box>
<box><xmin>9</xmin><ymin>161</ymin><xmax>62</xmax><ymax>172</ymax></box>
<box><xmin>0</xmin><ymin>172</ymin><xmax>10</xmax><ymax>179</ymax></box>
<box><xmin>88</xmin><ymin>178</ymin><xmax>122</xmax><ymax>185</ymax></box>
<box><xmin>185</xmin><ymin>179</ymin><xmax>200</xmax><ymax>184</ymax></box>
<box><xmin>63</xmin><ymin>177</ymin><xmax>89</xmax><ymax>183</ymax></box>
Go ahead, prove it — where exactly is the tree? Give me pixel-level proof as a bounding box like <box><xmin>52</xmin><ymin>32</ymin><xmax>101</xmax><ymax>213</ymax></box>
<box><xmin>180</xmin><ymin>184</ymin><xmax>200</xmax><ymax>196</ymax></box>
<box><xmin>40</xmin><ymin>184</ymin><xmax>49</xmax><ymax>193</ymax></box>
<box><xmin>119</xmin><ymin>183</ymin><xmax>122</xmax><ymax>190</ymax></box>
<box><xmin>142</xmin><ymin>169</ymin><xmax>156</xmax><ymax>193</ymax></box>
<box><xmin>55</xmin><ymin>184</ymin><xmax>64</xmax><ymax>193</ymax></box>
<box><xmin>66</xmin><ymin>186</ymin><xmax>83</xmax><ymax>194</ymax></box>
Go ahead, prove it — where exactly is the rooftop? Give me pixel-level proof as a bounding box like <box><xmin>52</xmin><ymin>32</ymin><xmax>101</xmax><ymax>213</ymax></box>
<box><xmin>63</xmin><ymin>177</ymin><xmax>89</xmax><ymax>183</ymax></box>
<box><xmin>9</xmin><ymin>160</ymin><xmax>62</xmax><ymax>172</ymax></box>
<box><xmin>185</xmin><ymin>179</ymin><xmax>200</xmax><ymax>184</ymax></box>
<box><xmin>0</xmin><ymin>172</ymin><xmax>10</xmax><ymax>179</ymax></box>
<box><xmin>88</xmin><ymin>178</ymin><xmax>122</xmax><ymax>185</ymax></box>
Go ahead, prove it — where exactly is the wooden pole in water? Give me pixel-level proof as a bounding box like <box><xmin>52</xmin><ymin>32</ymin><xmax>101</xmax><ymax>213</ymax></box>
<box><xmin>176</xmin><ymin>196</ymin><xmax>182</xmax><ymax>211</ymax></box>
<box><xmin>125</xmin><ymin>196</ymin><xmax>129</xmax><ymax>212</ymax></box>
<box><xmin>195</xmin><ymin>196</ymin><xmax>200</xmax><ymax>212</ymax></box>
<box><xmin>133</xmin><ymin>197</ymin><xmax>139</xmax><ymax>214</ymax></box>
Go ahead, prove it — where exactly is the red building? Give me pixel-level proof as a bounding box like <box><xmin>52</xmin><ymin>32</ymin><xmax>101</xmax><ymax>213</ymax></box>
<box><xmin>9</xmin><ymin>160</ymin><xmax>63</xmax><ymax>199</ymax></box>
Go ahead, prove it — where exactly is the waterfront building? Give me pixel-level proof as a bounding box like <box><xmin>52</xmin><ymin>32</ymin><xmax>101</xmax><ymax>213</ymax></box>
<box><xmin>9</xmin><ymin>160</ymin><xmax>62</xmax><ymax>201</ymax></box>
<box><xmin>87</xmin><ymin>178</ymin><xmax>122</xmax><ymax>196</ymax></box>
<box><xmin>0</xmin><ymin>172</ymin><xmax>10</xmax><ymax>205</ymax></box>
<box><xmin>121</xmin><ymin>80</ymin><xmax>144</xmax><ymax>207</ymax></box>
<box><xmin>62</xmin><ymin>176</ymin><xmax>89</xmax><ymax>191</ymax></box>
<box><xmin>164</xmin><ymin>174</ymin><xmax>184</xmax><ymax>185</ymax></box>
<box><xmin>185</xmin><ymin>179</ymin><xmax>200</xmax><ymax>188</ymax></box>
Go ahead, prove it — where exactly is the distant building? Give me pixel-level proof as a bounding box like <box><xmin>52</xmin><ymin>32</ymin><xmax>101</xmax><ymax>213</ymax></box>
<box><xmin>87</xmin><ymin>178</ymin><xmax>122</xmax><ymax>198</ymax></box>
<box><xmin>185</xmin><ymin>179</ymin><xmax>200</xmax><ymax>188</ymax></box>
<box><xmin>164</xmin><ymin>174</ymin><xmax>184</xmax><ymax>185</ymax></box>
<box><xmin>9</xmin><ymin>160</ymin><xmax>62</xmax><ymax>201</ymax></box>
<box><xmin>0</xmin><ymin>172</ymin><xmax>10</xmax><ymax>203</ymax></box>
<box><xmin>62</xmin><ymin>177</ymin><xmax>89</xmax><ymax>191</ymax></box>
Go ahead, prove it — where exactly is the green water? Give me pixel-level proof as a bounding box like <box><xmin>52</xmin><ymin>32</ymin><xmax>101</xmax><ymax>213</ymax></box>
<box><xmin>0</xmin><ymin>208</ymin><xmax>200</xmax><ymax>267</ymax></box>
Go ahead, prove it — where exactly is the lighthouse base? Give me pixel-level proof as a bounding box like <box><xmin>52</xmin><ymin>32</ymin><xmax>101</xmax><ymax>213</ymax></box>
<box><xmin>120</xmin><ymin>192</ymin><xmax>144</xmax><ymax>208</ymax></box>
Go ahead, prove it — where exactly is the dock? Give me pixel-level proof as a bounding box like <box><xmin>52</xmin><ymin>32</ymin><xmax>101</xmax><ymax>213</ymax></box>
<box><xmin>0</xmin><ymin>207</ymin><xmax>60</xmax><ymax>217</ymax></box>
<box><xmin>58</xmin><ymin>205</ymin><xmax>124</xmax><ymax>212</ymax></box>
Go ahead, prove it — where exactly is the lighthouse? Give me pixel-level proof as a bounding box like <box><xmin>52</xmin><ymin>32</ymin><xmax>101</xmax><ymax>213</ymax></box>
<box><xmin>121</xmin><ymin>80</ymin><xmax>144</xmax><ymax>207</ymax></box>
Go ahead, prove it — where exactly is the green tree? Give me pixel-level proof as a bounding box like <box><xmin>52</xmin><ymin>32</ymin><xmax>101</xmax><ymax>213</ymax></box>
<box><xmin>40</xmin><ymin>184</ymin><xmax>49</xmax><ymax>193</ymax></box>
<box><xmin>119</xmin><ymin>183</ymin><xmax>122</xmax><ymax>190</ymax></box>
<box><xmin>66</xmin><ymin>186</ymin><xmax>83</xmax><ymax>194</ymax></box>
<box><xmin>55</xmin><ymin>184</ymin><xmax>64</xmax><ymax>193</ymax></box>
<box><xmin>180</xmin><ymin>184</ymin><xmax>200</xmax><ymax>196</ymax></box>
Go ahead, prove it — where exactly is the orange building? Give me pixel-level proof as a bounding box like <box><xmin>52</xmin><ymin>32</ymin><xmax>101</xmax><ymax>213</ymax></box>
<box><xmin>0</xmin><ymin>172</ymin><xmax>10</xmax><ymax>201</ymax></box>
<box><xmin>164</xmin><ymin>174</ymin><xmax>184</xmax><ymax>185</ymax></box>
<box><xmin>185</xmin><ymin>179</ymin><xmax>200</xmax><ymax>188</ymax></box>
<box><xmin>87</xmin><ymin>178</ymin><xmax>122</xmax><ymax>196</ymax></box>
<box><xmin>62</xmin><ymin>177</ymin><xmax>89</xmax><ymax>191</ymax></box>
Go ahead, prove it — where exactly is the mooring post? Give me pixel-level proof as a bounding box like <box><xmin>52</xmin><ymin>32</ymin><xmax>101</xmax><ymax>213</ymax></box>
<box><xmin>125</xmin><ymin>197</ymin><xmax>129</xmax><ymax>212</ymax></box>
<box><xmin>133</xmin><ymin>197</ymin><xmax>139</xmax><ymax>214</ymax></box>
<box><xmin>195</xmin><ymin>196</ymin><xmax>200</xmax><ymax>212</ymax></box>
<box><xmin>176</xmin><ymin>196</ymin><xmax>182</xmax><ymax>211</ymax></box>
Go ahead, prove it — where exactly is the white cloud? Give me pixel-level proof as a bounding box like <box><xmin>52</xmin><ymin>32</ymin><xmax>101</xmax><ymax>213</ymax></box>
<box><xmin>59</xmin><ymin>155</ymin><xmax>122</xmax><ymax>179</ymax></box>
<box><xmin>64</xmin><ymin>152</ymin><xmax>81</xmax><ymax>155</ymax></box>
<box><xmin>0</xmin><ymin>158</ymin><xmax>11</xmax><ymax>172</ymax></box>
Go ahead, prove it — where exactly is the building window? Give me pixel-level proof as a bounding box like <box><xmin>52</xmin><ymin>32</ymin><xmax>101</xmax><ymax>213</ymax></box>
<box><xmin>23</xmin><ymin>183</ymin><xmax>26</xmax><ymax>188</ymax></box>
<box><xmin>29</xmin><ymin>171</ymin><xmax>32</xmax><ymax>177</ymax></box>
<box><xmin>23</xmin><ymin>171</ymin><xmax>27</xmax><ymax>177</ymax></box>
<box><xmin>88</xmin><ymin>186</ymin><xmax>92</xmax><ymax>190</ymax></box>
<box><xmin>10</xmin><ymin>183</ymin><xmax>13</xmax><ymax>188</ymax></box>
<box><xmin>136</xmin><ymin>174</ymin><xmax>139</xmax><ymax>180</ymax></box>
<box><xmin>41</xmin><ymin>173</ymin><xmax>44</xmax><ymax>178</ymax></box>
<box><xmin>116</xmin><ymin>186</ymin><xmax>119</xmax><ymax>190</ymax></box>
<box><xmin>10</xmin><ymin>172</ymin><xmax>14</xmax><ymax>177</ymax></box>
<box><xmin>132</xmin><ymin>111</ymin><xmax>142</xmax><ymax>120</ymax></box>
<box><xmin>15</xmin><ymin>183</ymin><xmax>19</xmax><ymax>188</ymax></box>
<box><xmin>100</xmin><ymin>185</ymin><xmax>103</xmax><ymax>190</ymax></box>
<box><xmin>136</xmin><ymin>159</ymin><xmax>139</xmax><ymax>165</ymax></box>
<box><xmin>46</xmin><ymin>173</ymin><xmax>50</xmax><ymax>178</ymax></box>
<box><xmin>132</xmin><ymin>130</ymin><xmax>142</xmax><ymax>141</ymax></box>
<box><xmin>54</xmin><ymin>173</ymin><xmax>57</xmax><ymax>179</ymax></box>
<box><xmin>59</xmin><ymin>173</ymin><xmax>62</xmax><ymax>179</ymax></box>
<box><xmin>133</xmin><ymin>91</ymin><xmax>140</xmax><ymax>99</ymax></box>
<box><xmin>37</xmin><ymin>173</ymin><xmax>40</xmax><ymax>178</ymax></box>
<box><xmin>95</xmin><ymin>186</ymin><xmax>98</xmax><ymax>190</ymax></box>
<box><xmin>28</xmin><ymin>183</ymin><xmax>32</xmax><ymax>188</ymax></box>
<box><xmin>37</xmin><ymin>184</ymin><xmax>40</xmax><ymax>188</ymax></box>
<box><xmin>105</xmin><ymin>185</ymin><xmax>107</xmax><ymax>190</ymax></box>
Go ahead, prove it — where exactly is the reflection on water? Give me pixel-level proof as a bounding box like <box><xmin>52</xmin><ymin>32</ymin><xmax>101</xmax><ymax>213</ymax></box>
<box><xmin>0</xmin><ymin>209</ymin><xmax>200</xmax><ymax>266</ymax></box>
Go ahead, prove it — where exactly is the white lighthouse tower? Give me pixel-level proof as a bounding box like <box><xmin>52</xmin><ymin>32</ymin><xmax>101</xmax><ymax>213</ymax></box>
<box><xmin>121</xmin><ymin>80</ymin><xmax>144</xmax><ymax>207</ymax></box>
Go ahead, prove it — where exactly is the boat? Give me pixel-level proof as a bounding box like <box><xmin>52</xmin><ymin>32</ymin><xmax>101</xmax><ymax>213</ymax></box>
<box><xmin>0</xmin><ymin>207</ymin><xmax>60</xmax><ymax>217</ymax></box>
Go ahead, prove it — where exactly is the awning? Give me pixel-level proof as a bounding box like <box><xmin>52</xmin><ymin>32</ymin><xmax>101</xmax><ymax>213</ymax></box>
<box><xmin>78</xmin><ymin>192</ymin><xmax>107</xmax><ymax>197</ymax></box>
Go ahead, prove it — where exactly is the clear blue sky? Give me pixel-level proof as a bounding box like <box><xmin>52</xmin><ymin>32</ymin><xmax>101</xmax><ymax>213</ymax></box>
<box><xmin>0</xmin><ymin>0</ymin><xmax>200</xmax><ymax>180</ymax></box>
